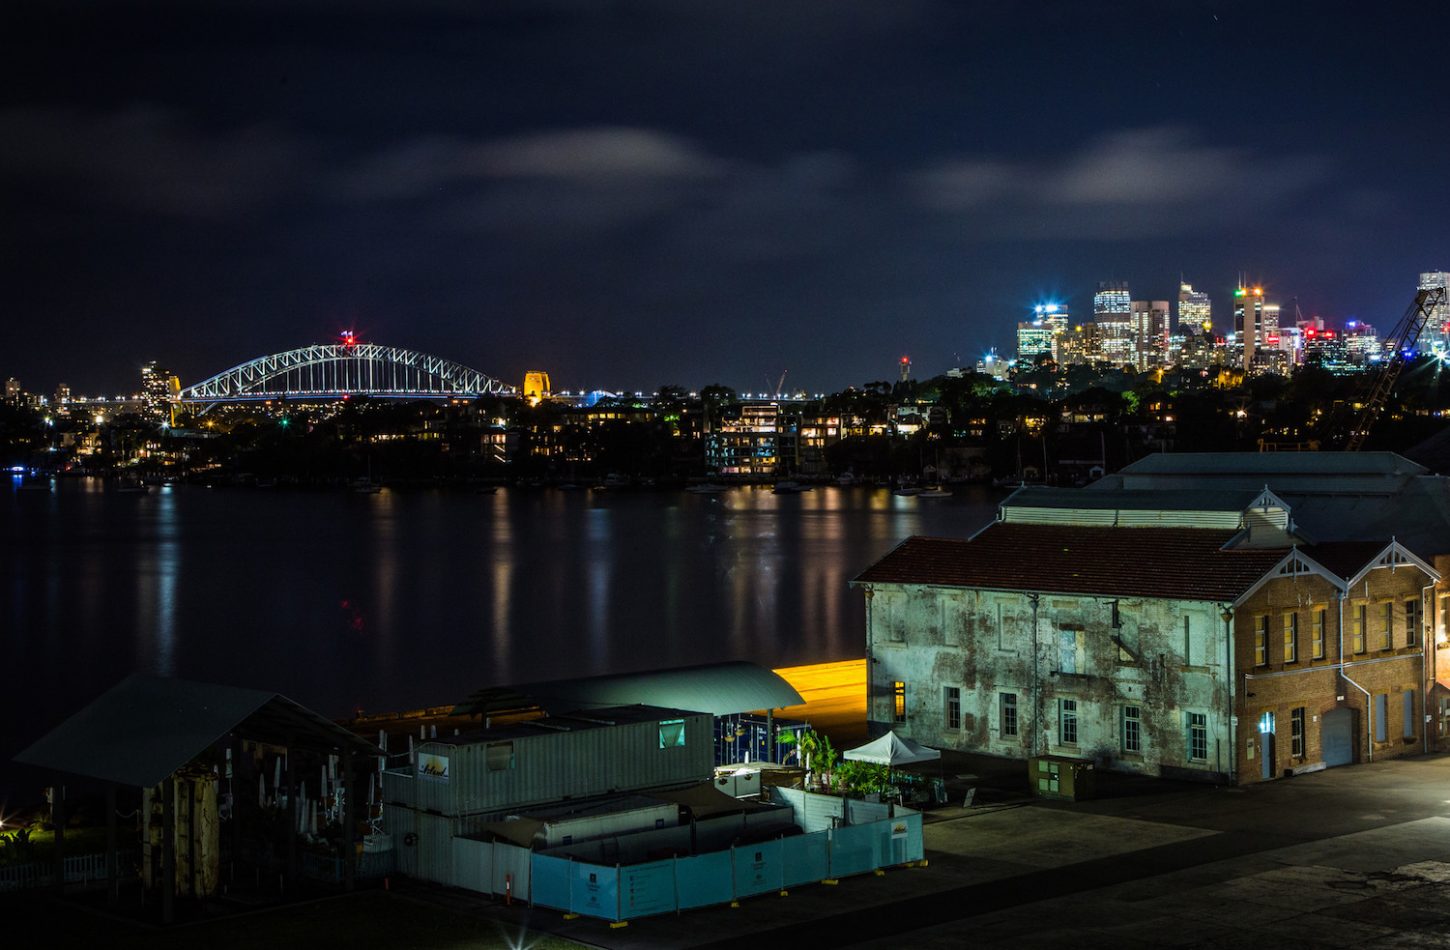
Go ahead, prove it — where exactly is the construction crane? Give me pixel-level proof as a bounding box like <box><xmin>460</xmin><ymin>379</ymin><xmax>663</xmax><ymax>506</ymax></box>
<box><xmin>773</xmin><ymin>369</ymin><xmax>788</xmax><ymax>398</ymax></box>
<box><xmin>1342</xmin><ymin>286</ymin><xmax>1446</xmax><ymax>451</ymax></box>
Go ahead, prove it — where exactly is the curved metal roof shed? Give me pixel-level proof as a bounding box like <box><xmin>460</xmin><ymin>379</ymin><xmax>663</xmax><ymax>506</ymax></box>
<box><xmin>452</xmin><ymin>661</ymin><xmax>805</xmax><ymax>718</ymax></box>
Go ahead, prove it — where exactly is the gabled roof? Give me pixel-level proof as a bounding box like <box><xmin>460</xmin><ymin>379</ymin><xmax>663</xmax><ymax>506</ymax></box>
<box><xmin>14</xmin><ymin>675</ymin><xmax>378</xmax><ymax>788</ymax></box>
<box><xmin>852</xmin><ymin>524</ymin><xmax>1289</xmax><ymax>602</ymax></box>
<box><xmin>1340</xmin><ymin>540</ymin><xmax>1441</xmax><ymax>587</ymax></box>
<box><xmin>453</xmin><ymin>661</ymin><xmax>804</xmax><ymax>718</ymax></box>
<box><xmin>1231</xmin><ymin>540</ymin><xmax>1441</xmax><ymax>607</ymax></box>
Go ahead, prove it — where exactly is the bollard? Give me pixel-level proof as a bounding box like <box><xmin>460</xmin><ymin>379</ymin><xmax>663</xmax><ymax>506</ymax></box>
<box><xmin>505</xmin><ymin>873</ymin><xmax>513</xmax><ymax>906</ymax></box>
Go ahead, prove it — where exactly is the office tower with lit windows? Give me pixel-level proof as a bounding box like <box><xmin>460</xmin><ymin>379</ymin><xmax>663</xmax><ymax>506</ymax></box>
<box><xmin>1344</xmin><ymin>321</ymin><xmax>1379</xmax><ymax>365</ymax></box>
<box><xmin>1177</xmin><ymin>283</ymin><xmax>1212</xmax><ymax>334</ymax></box>
<box><xmin>1130</xmin><ymin>299</ymin><xmax>1171</xmax><ymax>370</ymax></box>
<box><xmin>1093</xmin><ymin>281</ymin><xmax>1133</xmax><ymax>366</ymax></box>
<box><xmin>139</xmin><ymin>361</ymin><xmax>179</xmax><ymax>422</ymax></box>
<box><xmin>1027</xmin><ymin>302</ymin><xmax>1070</xmax><ymax>361</ymax></box>
<box><xmin>1016</xmin><ymin>320</ymin><xmax>1054</xmax><ymax>363</ymax></box>
<box><xmin>1233</xmin><ymin>284</ymin><xmax>1283</xmax><ymax>372</ymax></box>
<box><xmin>1420</xmin><ymin>271</ymin><xmax>1450</xmax><ymax>356</ymax></box>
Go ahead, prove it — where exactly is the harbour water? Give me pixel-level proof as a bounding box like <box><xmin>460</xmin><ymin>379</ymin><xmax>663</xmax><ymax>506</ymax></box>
<box><xmin>1</xmin><ymin>480</ymin><xmax>999</xmax><ymax>792</ymax></box>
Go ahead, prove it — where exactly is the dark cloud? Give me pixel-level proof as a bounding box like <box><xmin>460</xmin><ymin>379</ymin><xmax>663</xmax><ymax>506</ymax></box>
<box><xmin>0</xmin><ymin>106</ymin><xmax>313</xmax><ymax>218</ymax></box>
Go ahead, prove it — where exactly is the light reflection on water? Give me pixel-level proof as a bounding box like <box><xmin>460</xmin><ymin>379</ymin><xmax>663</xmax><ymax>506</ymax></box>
<box><xmin>1</xmin><ymin>481</ymin><xmax>999</xmax><ymax>777</ymax></box>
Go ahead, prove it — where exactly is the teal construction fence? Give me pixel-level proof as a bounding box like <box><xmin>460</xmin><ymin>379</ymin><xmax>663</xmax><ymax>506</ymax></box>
<box><xmin>525</xmin><ymin>811</ymin><xmax>923</xmax><ymax>922</ymax></box>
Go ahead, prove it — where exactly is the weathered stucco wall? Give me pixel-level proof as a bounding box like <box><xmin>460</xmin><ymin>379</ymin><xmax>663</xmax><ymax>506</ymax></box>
<box><xmin>864</xmin><ymin>584</ymin><xmax>1231</xmax><ymax>779</ymax></box>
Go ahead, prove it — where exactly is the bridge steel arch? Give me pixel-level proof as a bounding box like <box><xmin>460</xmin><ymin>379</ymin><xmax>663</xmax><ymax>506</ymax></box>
<box><xmin>178</xmin><ymin>343</ymin><xmax>514</xmax><ymax>411</ymax></box>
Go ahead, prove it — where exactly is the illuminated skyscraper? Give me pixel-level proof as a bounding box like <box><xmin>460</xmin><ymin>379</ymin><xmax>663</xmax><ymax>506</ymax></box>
<box><xmin>140</xmin><ymin>361</ymin><xmax>179</xmax><ymax>421</ymax></box>
<box><xmin>1130</xmin><ymin>300</ymin><xmax>1171</xmax><ymax>370</ymax></box>
<box><xmin>1093</xmin><ymin>281</ymin><xmax>1132</xmax><ymax>366</ymax></box>
<box><xmin>1016</xmin><ymin>321</ymin><xmax>1053</xmax><ymax>362</ymax></box>
<box><xmin>1232</xmin><ymin>284</ymin><xmax>1283</xmax><ymax>372</ymax></box>
<box><xmin>1177</xmin><ymin>282</ymin><xmax>1212</xmax><ymax>333</ymax></box>
<box><xmin>1420</xmin><ymin>271</ymin><xmax>1450</xmax><ymax>356</ymax></box>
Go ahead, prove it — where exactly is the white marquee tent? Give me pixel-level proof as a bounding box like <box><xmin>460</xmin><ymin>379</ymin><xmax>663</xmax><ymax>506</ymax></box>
<box><xmin>843</xmin><ymin>730</ymin><xmax>941</xmax><ymax>767</ymax></box>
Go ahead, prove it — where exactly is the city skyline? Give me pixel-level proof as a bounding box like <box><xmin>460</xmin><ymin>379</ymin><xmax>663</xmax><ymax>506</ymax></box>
<box><xmin>4</xmin><ymin>2</ymin><xmax>1449</xmax><ymax>394</ymax></box>
<box><xmin>1</xmin><ymin>267</ymin><xmax>1437</xmax><ymax>398</ymax></box>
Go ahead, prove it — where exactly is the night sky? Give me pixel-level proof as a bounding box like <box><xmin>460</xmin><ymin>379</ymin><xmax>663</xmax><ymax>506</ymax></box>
<box><xmin>4</xmin><ymin>1</ymin><xmax>1448</xmax><ymax>395</ymax></box>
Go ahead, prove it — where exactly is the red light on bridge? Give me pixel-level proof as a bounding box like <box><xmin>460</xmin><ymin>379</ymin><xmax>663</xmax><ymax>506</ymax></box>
<box><xmin>340</xmin><ymin>330</ymin><xmax>357</xmax><ymax>347</ymax></box>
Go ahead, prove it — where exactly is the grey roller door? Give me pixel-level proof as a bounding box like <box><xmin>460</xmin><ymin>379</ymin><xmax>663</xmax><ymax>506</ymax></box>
<box><xmin>1322</xmin><ymin>708</ymin><xmax>1355</xmax><ymax>767</ymax></box>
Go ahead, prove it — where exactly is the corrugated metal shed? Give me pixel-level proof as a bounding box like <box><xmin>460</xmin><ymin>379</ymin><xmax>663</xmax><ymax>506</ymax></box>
<box><xmin>1116</xmin><ymin>451</ymin><xmax>1428</xmax><ymax>477</ymax></box>
<box><xmin>15</xmin><ymin>674</ymin><xmax>377</xmax><ymax>788</ymax></box>
<box><xmin>453</xmin><ymin>661</ymin><xmax>804</xmax><ymax>718</ymax></box>
<box><xmin>1003</xmin><ymin>486</ymin><xmax>1261</xmax><ymax>512</ymax></box>
<box><xmin>1101</xmin><ymin>451</ymin><xmax>1427</xmax><ymax>494</ymax></box>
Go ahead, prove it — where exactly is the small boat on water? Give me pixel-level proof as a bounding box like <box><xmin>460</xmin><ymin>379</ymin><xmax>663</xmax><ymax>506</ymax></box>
<box><xmin>115</xmin><ymin>477</ymin><xmax>150</xmax><ymax>494</ymax></box>
<box><xmin>474</xmin><ymin>485</ymin><xmax>498</xmax><ymax>495</ymax></box>
<box><xmin>892</xmin><ymin>486</ymin><xmax>921</xmax><ymax>497</ymax></box>
<box><xmin>352</xmin><ymin>479</ymin><xmax>382</xmax><ymax>494</ymax></box>
<box><xmin>917</xmin><ymin>486</ymin><xmax>952</xmax><ymax>499</ymax></box>
<box><xmin>772</xmin><ymin>481</ymin><xmax>811</xmax><ymax>495</ymax></box>
<box><xmin>836</xmin><ymin>473</ymin><xmax>856</xmax><ymax>487</ymax></box>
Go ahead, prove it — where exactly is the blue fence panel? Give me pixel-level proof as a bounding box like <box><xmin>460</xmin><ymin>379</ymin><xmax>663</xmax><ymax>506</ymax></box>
<box><xmin>780</xmin><ymin>831</ymin><xmax>829</xmax><ymax>887</ymax></box>
<box><xmin>731</xmin><ymin>839</ymin><xmax>783</xmax><ymax>898</ymax></box>
<box><xmin>530</xmin><ymin>854</ymin><xmax>573</xmax><ymax>911</ymax></box>
<box><xmin>828</xmin><ymin>822</ymin><xmax>876</xmax><ymax>879</ymax></box>
<box><xmin>570</xmin><ymin>862</ymin><xmax>620</xmax><ymax>921</ymax></box>
<box><xmin>675</xmin><ymin>851</ymin><xmax>734</xmax><ymax>911</ymax></box>
<box><xmin>620</xmin><ymin>859</ymin><xmax>676</xmax><ymax>919</ymax></box>
<box><xmin>896</xmin><ymin>813</ymin><xmax>924</xmax><ymax>863</ymax></box>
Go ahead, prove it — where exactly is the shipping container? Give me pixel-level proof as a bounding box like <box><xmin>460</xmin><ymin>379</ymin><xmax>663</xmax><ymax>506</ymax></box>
<box><xmin>389</xmin><ymin>707</ymin><xmax>713</xmax><ymax>818</ymax></box>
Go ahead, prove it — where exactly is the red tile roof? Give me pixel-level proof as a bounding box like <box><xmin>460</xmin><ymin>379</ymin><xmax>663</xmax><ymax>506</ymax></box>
<box><xmin>853</xmin><ymin>523</ymin><xmax>1290</xmax><ymax>602</ymax></box>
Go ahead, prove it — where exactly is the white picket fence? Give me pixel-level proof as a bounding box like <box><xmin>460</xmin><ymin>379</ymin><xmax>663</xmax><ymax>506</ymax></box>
<box><xmin>0</xmin><ymin>851</ymin><xmax>135</xmax><ymax>892</ymax></box>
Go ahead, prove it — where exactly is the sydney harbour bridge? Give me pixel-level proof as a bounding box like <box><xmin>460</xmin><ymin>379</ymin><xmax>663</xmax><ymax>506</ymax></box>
<box><xmin>177</xmin><ymin>333</ymin><xmax>516</xmax><ymax>413</ymax></box>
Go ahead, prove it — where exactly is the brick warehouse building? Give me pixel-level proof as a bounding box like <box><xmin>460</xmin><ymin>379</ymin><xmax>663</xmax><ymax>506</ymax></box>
<box><xmin>853</xmin><ymin>453</ymin><xmax>1450</xmax><ymax>785</ymax></box>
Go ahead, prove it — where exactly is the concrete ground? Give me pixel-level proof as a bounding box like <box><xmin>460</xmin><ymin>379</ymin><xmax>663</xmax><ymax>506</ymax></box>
<box><xmin>463</xmin><ymin>752</ymin><xmax>1450</xmax><ymax>949</ymax></box>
